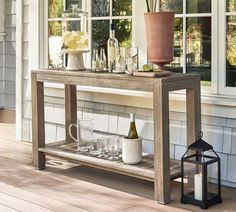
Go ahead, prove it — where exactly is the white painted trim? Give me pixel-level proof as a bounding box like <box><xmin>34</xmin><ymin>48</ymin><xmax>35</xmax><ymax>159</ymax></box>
<box><xmin>134</xmin><ymin>0</ymin><xmax>147</xmax><ymax>68</ymax></box>
<box><xmin>43</xmin><ymin>0</ymin><xmax>49</xmax><ymax>68</ymax></box>
<box><xmin>16</xmin><ymin>0</ymin><xmax>23</xmax><ymax>140</ymax></box>
<box><xmin>210</xmin><ymin>0</ymin><xmax>219</xmax><ymax>94</ymax></box>
<box><xmin>29</xmin><ymin>0</ymin><xmax>44</xmax><ymax>71</ymax></box>
<box><xmin>219</xmin><ymin>0</ymin><xmax>236</xmax><ymax>95</ymax></box>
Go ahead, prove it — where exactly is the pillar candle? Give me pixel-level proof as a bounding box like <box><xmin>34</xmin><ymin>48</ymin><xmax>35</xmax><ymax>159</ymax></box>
<box><xmin>194</xmin><ymin>173</ymin><xmax>202</xmax><ymax>201</ymax></box>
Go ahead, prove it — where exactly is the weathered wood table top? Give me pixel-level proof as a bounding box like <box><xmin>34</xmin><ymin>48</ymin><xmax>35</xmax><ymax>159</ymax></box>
<box><xmin>32</xmin><ymin>69</ymin><xmax>200</xmax><ymax>92</ymax></box>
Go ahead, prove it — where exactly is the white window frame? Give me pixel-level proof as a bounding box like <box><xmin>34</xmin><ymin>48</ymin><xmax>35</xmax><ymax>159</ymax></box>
<box><xmin>219</xmin><ymin>0</ymin><xmax>236</xmax><ymax>96</ymax></box>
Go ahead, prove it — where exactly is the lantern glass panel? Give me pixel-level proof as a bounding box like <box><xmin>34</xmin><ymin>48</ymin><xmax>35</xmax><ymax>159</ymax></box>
<box><xmin>183</xmin><ymin>161</ymin><xmax>203</xmax><ymax>201</ymax></box>
<box><xmin>207</xmin><ymin>161</ymin><xmax>220</xmax><ymax>201</ymax></box>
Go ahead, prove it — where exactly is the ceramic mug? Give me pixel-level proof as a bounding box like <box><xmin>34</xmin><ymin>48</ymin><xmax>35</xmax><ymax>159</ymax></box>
<box><xmin>69</xmin><ymin>118</ymin><xmax>93</xmax><ymax>151</ymax></box>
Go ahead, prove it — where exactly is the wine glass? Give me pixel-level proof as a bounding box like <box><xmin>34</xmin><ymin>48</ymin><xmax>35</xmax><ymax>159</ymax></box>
<box><xmin>90</xmin><ymin>139</ymin><xmax>100</xmax><ymax>156</ymax></box>
<box><xmin>107</xmin><ymin>136</ymin><xmax>120</xmax><ymax>161</ymax></box>
<box><xmin>97</xmin><ymin>137</ymin><xmax>108</xmax><ymax>158</ymax></box>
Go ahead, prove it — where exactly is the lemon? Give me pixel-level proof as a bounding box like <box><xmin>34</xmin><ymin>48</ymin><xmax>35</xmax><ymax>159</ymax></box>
<box><xmin>143</xmin><ymin>64</ymin><xmax>152</xmax><ymax>71</ymax></box>
<box><xmin>68</xmin><ymin>40</ymin><xmax>77</xmax><ymax>49</ymax></box>
<box><xmin>77</xmin><ymin>31</ymin><xmax>85</xmax><ymax>36</ymax></box>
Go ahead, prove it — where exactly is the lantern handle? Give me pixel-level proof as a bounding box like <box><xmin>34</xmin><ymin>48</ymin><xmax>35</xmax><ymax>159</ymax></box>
<box><xmin>198</xmin><ymin>131</ymin><xmax>203</xmax><ymax>139</ymax></box>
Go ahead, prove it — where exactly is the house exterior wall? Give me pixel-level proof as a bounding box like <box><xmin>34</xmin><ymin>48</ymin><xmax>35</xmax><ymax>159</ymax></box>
<box><xmin>21</xmin><ymin>1</ymin><xmax>236</xmax><ymax>188</ymax></box>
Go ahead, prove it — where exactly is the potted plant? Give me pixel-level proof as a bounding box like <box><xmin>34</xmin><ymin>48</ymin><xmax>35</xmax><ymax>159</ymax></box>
<box><xmin>144</xmin><ymin>0</ymin><xmax>175</xmax><ymax>70</ymax></box>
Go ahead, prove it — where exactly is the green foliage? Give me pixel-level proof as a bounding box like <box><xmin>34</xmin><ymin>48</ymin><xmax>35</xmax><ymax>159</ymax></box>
<box><xmin>114</xmin><ymin>19</ymin><xmax>132</xmax><ymax>48</ymax></box>
<box><xmin>113</xmin><ymin>0</ymin><xmax>132</xmax><ymax>16</ymax></box>
<box><xmin>92</xmin><ymin>0</ymin><xmax>132</xmax><ymax>50</ymax></box>
<box><xmin>49</xmin><ymin>0</ymin><xmax>63</xmax><ymax>37</ymax></box>
<box><xmin>161</xmin><ymin>0</ymin><xmax>182</xmax><ymax>13</ymax></box>
<box><xmin>49</xmin><ymin>0</ymin><xmax>63</xmax><ymax>18</ymax></box>
<box><xmin>227</xmin><ymin>0</ymin><xmax>236</xmax><ymax>12</ymax></box>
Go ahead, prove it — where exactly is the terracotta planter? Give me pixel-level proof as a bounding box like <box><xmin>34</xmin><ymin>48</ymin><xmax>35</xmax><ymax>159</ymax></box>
<box><xmin>144</xmin><ymin>12</ymin><xmax>175</xmax><ymax>68</ymax></box>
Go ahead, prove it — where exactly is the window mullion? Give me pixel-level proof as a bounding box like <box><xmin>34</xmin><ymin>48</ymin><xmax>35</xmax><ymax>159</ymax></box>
<box><xmin>183</xmin><ymin>0</ymin><xmax>187</xmax><ymax>74</ymax></box>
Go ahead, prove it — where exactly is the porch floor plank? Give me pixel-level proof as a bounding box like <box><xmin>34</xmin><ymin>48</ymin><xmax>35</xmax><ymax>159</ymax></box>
<box><xmin>0</xmin><ymin>123</ymin><xmax>235</xmax><ymax>212</ymax></box>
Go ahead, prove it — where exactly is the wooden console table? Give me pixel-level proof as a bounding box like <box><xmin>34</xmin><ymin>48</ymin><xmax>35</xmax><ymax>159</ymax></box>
<box><xmin>31</xmin><ymin>69</ymin><xmax>201</xmax><ymax>204</ymax></box>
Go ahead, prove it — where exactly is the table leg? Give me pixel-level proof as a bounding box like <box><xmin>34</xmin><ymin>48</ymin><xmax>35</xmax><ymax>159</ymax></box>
<box><xmin>32</xmin><ymin>73</ymin><xmax>45</xmax><ymax>170</ymax></box>
<box><xmin>153</xmin><ymin>83</ymin><xmax>171</xmax><ymax>204</ymax></box>
<box><xmin>186</xmin><ymin>78</ymin><xmax>201</xmax><ymax>147</ymax></box>
<box><xmin>65</xmin><ymin>84</ymin><xmax>77</xmax><ymax>142</ymax></box>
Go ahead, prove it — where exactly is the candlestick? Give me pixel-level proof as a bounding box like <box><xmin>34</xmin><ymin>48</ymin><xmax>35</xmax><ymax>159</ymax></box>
<box><xmin>194</xmin><ymin>173</ymin><xmax>202</xmax><ymax>201</ymax></box>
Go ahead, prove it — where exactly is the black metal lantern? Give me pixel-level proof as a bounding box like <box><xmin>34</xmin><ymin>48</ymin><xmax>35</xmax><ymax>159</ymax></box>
<box><xmin>181</xmin><ymin>132</ymin><xmax>222</xmax><ymax>210</ymax></box>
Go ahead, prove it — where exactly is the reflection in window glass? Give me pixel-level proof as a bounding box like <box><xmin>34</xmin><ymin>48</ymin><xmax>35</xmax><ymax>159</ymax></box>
<box><xmin>92</xmin><ymin>0</ymin><xmax>110</xmax><ymax>17</ymax></box>
<box><xmin>226</xmin><ymin>16</ymin><xmax>236</xmax><ymax>87</ymax></box>
<box><xmin>186</xmin><ymin>17</ymin><xmax>211</xmax><ymax>83</ymax></box>
<box><xmin>160</xmin><ymin>0</ymin><xmax>183</xmax><ymax>14</ymax></box>
<box><xmin>167</xmin><ymin>18</ymin><xmax>183</xmax><ymax>73</ymax></box>
<box><xmin>112</xmin><ymin>0</ymin><xmax>132</xmax><ymax>16</ymax></box>
<box><xmin>66</xmin><ymin>0</ymin><xmax>82</xmax><ymax>10</ymax></box>
<box><xmin>186</xmin><ymin>0</ymin><xmax>211</xmax><ymax>13</ymax></box>
<box><xmin>92</xmin><ymin>20</ymin><xmax>110</xmax><ymax>51</ymax></box>
<box><xmin>113</xmin><ymin>19</ymin><xmax>132</xmax><ymax>47</ymax></box>
<box><xmin>227</xmin><ymin>0</ymin><xmax>236</xmax><ymax>12</ymax></box>
<box><xmin>49</xmin><ymin>0</ymin><xmax>63</xmax><ymax>18</ymax></box>
<box><xmin>48</xmin><ymin>21</ymin><xmax>63</xmax><ymax>68</ymax></box>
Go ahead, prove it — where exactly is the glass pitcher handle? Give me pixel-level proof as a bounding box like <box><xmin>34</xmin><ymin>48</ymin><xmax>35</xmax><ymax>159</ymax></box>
<box><xmin>68</xmin><ymin>123</ymin><xmax>78</xmax><ymax>142</ymax></box>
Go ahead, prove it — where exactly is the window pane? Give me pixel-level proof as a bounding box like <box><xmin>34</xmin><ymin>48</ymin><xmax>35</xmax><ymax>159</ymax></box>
<box><xmin>49</xmin><ymin>0</ymin><xmax>63</xmax><ymax>18</ymax></box>
<box><xmin>66</xmin><ymin>0</ymin><xmax>82</xmax><ymax>10</ymax></box>
<box><xmin>186</xmin><ymin>0</ymin><xmax>211</xmax><ymax>13</ymax></box>
<box><xmin>48</xmin><ymin>21</ymin><xmax>63</xmax><ymax>68</ymax></box>
<box><xmin>167</xmin><ymin>18</ymin><xmax>183</xmax><ymax>73</ymax></box>
<box><xmin>227</xmin><ymin>0</ymin><xmax>236</xmax><ymax>12</ymax></box>
<box><xmin>113</xmin><ymin>19</ymin><xmax>132</xmax><ymax>47</ymax></box>
<box><xmin>92</xmin><ymin>20</ymin><xmax>109</xmax><ymax>50</ymax></box>
<box><xmin>112</xmin><ymin>0</ymin><xmax>132</xmax><ymax>16</ymax></box>
<box><xmin>160</xmin><ymin>0</ymin><xmax>183</xmax><ymax>14</ymax></box>
<box><xmin>92</xmin><ymin>0</ymin><xmax>110</xmax><ymax>17</ymax></box>
<box><xmin>186</xmin><ymin>17</ymin><xmax>211</xmax><ymax>83</ymax></box>
<box><xmin>226</xmin><ymin>16</ymin><xmax>236</xmax><ymax>87</ymax></box>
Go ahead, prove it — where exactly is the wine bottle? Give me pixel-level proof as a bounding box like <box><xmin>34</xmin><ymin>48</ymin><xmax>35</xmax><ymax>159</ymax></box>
<box><xmin>107</xmin><ymin>23</ymin><xmax>119</xmax><ymax>72</ymax></box>
<box><xmin>127</xmin><ymin>113</ymin><xmax>139</xmax><ymax>139</ymax></box>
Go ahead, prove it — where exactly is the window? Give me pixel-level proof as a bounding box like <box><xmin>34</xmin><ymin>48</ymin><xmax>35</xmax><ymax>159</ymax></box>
<box><xmin>161</xmin><ymin>0</ymin><xmax>213</xmax><ymax>86</ymax></box>
<box><xmin>47</xmin><ymin>0</ymin><xmax>133</xmax><ymax>68</ymax></box>
<box><xmin>225</xmin><ymin>0</ymin><xmax>236</xmax><ymax>88</ymax></box>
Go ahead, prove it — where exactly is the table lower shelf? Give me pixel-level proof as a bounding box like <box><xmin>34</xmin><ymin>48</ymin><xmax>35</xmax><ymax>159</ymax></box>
<box><xmin>39</xmin><ymin>140</ymin><xmax>185</xmax><ymax>182</ymax></box>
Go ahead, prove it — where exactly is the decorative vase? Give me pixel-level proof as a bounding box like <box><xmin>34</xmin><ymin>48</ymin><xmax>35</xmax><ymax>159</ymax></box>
<box><xmin>121</xmin><ymin>137</ymin><xmax>142</xmax><ymax>165</ymax></box>
<box><xmin>144</xmin><ymin>12</ymin><xmax>175</xmax><ymax>70</ymax></box>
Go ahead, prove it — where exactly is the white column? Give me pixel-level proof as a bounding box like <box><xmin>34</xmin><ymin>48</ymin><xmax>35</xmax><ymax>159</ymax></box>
<box><xmin>16</xmin><ymin>0</ymin><xmax>23</xmax><ymax>140</ymax></box>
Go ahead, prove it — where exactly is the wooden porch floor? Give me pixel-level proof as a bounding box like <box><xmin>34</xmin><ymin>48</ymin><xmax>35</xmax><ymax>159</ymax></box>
<box><xmin>0</xmin><ymin>123</ymin><xmax>235</xmax><ymax>212</ymax></box>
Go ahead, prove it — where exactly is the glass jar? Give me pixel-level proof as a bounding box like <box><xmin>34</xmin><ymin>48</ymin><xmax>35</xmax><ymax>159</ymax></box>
<box><xmin>62</xmin><ymin>5</ymin><xmax>89</xmax><ymax>51</ymax></box>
